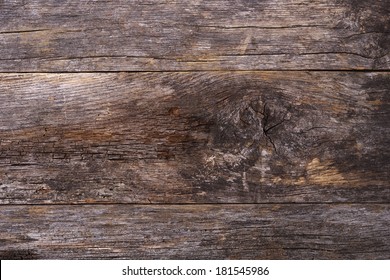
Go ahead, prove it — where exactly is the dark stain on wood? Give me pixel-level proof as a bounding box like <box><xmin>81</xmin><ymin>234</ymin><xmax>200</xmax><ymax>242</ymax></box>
<box><xmin>0</xmin><ymin>249</ymin><xmax>39</xmax><ymax>260</ymax></box>
<box><xmin>0</xmin><ymin>72</ymin><xmax>388</xmax><ymax>204</ymax></box>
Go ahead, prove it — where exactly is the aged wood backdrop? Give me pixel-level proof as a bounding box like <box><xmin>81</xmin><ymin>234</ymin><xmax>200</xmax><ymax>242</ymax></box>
<box><xmin>0</xmin><ymin>0</ymin><xmax>389</xmax><ymax>259</ymax></box>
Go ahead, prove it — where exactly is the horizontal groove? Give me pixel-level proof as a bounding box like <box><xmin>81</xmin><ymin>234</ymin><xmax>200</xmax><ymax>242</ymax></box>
<box><xmin>0</xmin><ymin>202</ymin><xmax>389</xmax><ymax>207</ymax></box>
<box><xmin>2</xmin><ymin>69</ymin><xmax>390</xmax><ymax>73</ymax></box>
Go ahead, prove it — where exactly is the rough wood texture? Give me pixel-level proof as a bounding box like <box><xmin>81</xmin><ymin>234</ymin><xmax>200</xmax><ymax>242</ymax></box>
<box><xmin>1</xmin><ymin>0</ymin><xmax>389</xmax><ymax>260</ymax></box>
<box><xmin>0</xmin><ymin>72</ymin><xmax>388</xmax><ymax>204</ymax></box>
<box><xmin>0</xmin><ymin>0</ymin><xmax>389</xmax><ymax>71</ymax></box>
<box><xmin>0</xmin><ymin>204</ymin><xmax>389</xmax><ymax>259</ymax></box>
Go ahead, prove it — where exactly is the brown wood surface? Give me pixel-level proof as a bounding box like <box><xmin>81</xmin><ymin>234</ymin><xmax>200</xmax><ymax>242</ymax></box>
<box><xmin>0</xmin><ymin>72</ymin><xmax>389</xmax><ymax>204</ymax></box>
<box><xmin>0</xmin><ymin>0</ymin><xmax>389</xmax><ymax>260</ymax></box>
<box><xmin>0</xmin><ymin>0</ymin><xmax>389</xmax><ymax>71</ymax></box>
<box><xmin>1</xmin><ymin>204</ymin><xmax>389</xmax><ymax>259</ymax></box>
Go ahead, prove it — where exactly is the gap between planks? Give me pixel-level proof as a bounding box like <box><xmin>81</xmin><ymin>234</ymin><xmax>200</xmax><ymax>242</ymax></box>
<box><xmin>0</xmin><ymin>69</ymin><xmax>389</xmax><ymax>74</ymax></box>
<box><xmin>1</xmin><ymin>202</ymin><xmax>390</xmax><ymax>207</ymax></box>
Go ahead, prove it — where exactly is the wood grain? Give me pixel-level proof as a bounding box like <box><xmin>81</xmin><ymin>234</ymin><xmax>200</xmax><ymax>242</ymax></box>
<box><xmin>0</xmin><ymin>72</ymin><xmax>388</xmax><ymax>204</ymax></box>
<box><xmin>0</xmin><ymin>204</ymin><xmax>389</xmax><ymax>259</ymax></box>
<box><xmin>0</xmin><ymin>0</ymin><xmax>389</xmax><ymax>71</ymax></box>
<box><xmin>1</xmin><ymin>0</ymin><xmax>389</xmax><ymax>261</ymax></box>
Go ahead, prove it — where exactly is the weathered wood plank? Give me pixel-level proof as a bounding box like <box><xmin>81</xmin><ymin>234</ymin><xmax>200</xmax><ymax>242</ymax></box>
<box><xmin>0</xmin><ymin>204</ymin><xmax>389</xmax><ymax>259</ymax></box>
<box><xmin>0</xmin><ymin>72</ymin><xmax>389</xmax><ymax>204</ymax></box>
<box><xmin>0</xmin><ymin>0</ymin><xmax>388</xmax><ymax>71</ymax></box>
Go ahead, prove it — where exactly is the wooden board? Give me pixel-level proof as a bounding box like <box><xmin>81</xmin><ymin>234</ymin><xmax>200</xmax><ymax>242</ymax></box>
<box><xmin>0</xmin><ymin>0</ymin><xmax>389</xmax><ymax>260</ymax></box>
<box><xmin>1</xmin><ymin>204</ymin><xmax>389</xmax><ymax>259</ymax></box>
<box><xmin>0</xmin><ymin>72</ymin><xmax>389</xmax><ymax>204</ymax></box>
<box><xmin>0</xmin><ymin>0</ymin><xmax>389</xmax><ymax>71</ymax></box>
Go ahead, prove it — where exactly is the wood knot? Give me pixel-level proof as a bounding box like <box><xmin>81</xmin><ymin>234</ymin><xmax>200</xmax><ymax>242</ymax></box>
<box><xmin>168</xmin><ymin>107</ymin><xmax>180</xmax><ymax>117</ymax></box>
<box><xmin>211</xmin><ymin>97</ymin><xmax>289</xmax><ymax>158</ymax></box>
